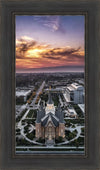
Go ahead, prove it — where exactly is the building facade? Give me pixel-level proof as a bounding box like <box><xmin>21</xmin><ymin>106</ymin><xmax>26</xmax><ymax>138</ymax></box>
<box><xmin>65</xmin><ymin>83</ymin><xmax>84</xmax><ymax>104</ymax></box>
<box><xmin>35</xmin><ymin>93</ymin><xmax>65</xmax><ymax>144</ymax></box>
<box><xmin>16</xmin><ymin>89</ymin><xmax>32</xmax><ymax>102</ymax></box>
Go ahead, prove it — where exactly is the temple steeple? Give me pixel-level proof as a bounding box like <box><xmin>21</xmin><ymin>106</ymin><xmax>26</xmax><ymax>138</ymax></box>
<box><xmin>45</xmin><ymin>92</ymin><xmax>55</xmax><ymax>114</ymax></box>
<box><xmin>47</xmin><ymin>92</ymin><xmax>54</xmax><ymax>104</ymax></box>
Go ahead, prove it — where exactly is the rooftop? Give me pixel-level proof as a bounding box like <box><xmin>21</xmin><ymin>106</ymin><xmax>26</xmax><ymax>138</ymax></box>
<box><xmin>67</xmin><ymin>107</ymin><xmax>77</xmax><ymax>115</ymax></box>
<box><xmin>71</xmin><ymin>83</ymin><xmax>83</xmax><ymax>90</ymax></box>
<box><xmin>78</xmin><ymin>104</ymin><xmax>85</xmax><ymax>113</ymax></box>
<box><xmin>41</xmin><ymin>112</ymin><xmax>59</xmax><ymax>127</ymax></box>
<box><xmin>67</xmin><ymin>83</ymin><xmax>83</xmax><ymax>91</ymax></box>
<box><xmin>16</xmin><ymin>90</ymin><xmax>31</xmax><ymax>97</ymax></box>
<box><xmin>67</xmin><ymin>86</ymin><xmax>74</xmax><ymax>91</ymax></box>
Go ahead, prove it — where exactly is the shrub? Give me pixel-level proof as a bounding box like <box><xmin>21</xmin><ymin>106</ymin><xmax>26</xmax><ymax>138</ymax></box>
<box><xmin>81</xmin><ymin>127</ymin><xmax>85</xmax><ymax>136</ymax></box>
<box><xmin>72</xmin><ymin>104</ymin><xmax>84</xmax><ymax>118</ymax></box>
<box><xmin>16</xmin><ymin>108</ymin><xmax>27</xmax><ymax>122</ymax></box>
<box><xmin>36</xmin><ymin>137</ymin><xmax>45</xmax><ymax>143</ymax></box>
<box><xmin>65</xmin><ymin>129</ymin><xmax>77</xmax><ymax>140</ymax></box>
<box><xmin>26</xmin><ymin>131</ymin><xmax>35</xmax><ymax>140</ymax></box>
<box><xmin>16</xmin><ymin>137</ymin><xmax>33</xmax><ymax>146</ymax></box>
<box><xmin>55</xmin><ymin>136</ymin><xmax>64</xmax><ymax>143</ymax></box>
<box><xmin>68</xmin><ymin>137</ymin><xmax>84</xmax><ymax>146</ymax></box>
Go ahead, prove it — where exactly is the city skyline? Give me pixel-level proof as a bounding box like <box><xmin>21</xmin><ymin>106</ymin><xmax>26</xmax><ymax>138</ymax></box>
<box><xmin>16</xmin><ymin>15</ymin><xmax>85</xmax><ymax>73</ymax></box>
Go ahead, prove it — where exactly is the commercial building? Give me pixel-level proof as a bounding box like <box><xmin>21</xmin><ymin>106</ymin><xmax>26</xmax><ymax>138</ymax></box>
<box><xmin>64</xmin><ymin>83</ymin><xmax>84</xmax><ymax>104</ymax></box>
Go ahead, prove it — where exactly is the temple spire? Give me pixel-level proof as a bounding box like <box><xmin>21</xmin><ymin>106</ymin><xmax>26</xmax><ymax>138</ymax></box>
<box><xmin>47</xmin><ymin>92</ymin><xmax>54</xmax><ymax>104</ymax></box>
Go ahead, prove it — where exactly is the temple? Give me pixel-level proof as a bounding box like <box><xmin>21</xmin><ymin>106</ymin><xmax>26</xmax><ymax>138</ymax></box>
<box><xmin>35</xmin><ymin>92</ymin><xmax>65</xmax><ymax>145</ymax></box>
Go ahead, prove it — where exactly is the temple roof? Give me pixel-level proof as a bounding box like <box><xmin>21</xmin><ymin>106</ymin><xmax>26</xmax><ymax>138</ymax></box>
<box><xmin>59</xmin><ymin>111</ymin><xmax>64</xmax><ymax>123</ymax></box>
<box><xmin>36</xmin><ymin>101</ymin><xmax>64</xmax><ymax>124</ymax></box>
<box><xmin>47</xmin><ymin>92</ymin><xmax>54</xmax><ymax>104</ymax></box>
<box><xmin>36</xmin><ymin>104</ymin><xmax>45</xmax><ymax>123</ymax></box>
<box><xmin>36</xmin><ymin>109</ymin><xmax>41</xmax><ymax>123</ymax></box>
<box><xmin>41</xmin><ymin>112</ymin><xmax>59</xmax><ymax>127</ymax></box>
<box><xmin>55</xmin><ymin>104</ymin><xmax>64</xmax><ymax>123</ymax></box>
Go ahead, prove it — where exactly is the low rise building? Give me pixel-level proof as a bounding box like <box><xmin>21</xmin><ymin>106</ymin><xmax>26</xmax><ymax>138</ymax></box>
<box><xmin>16</xmin><ymin>89</ymin><xmax>32</xmax><ymax>102</ymax></box>
<box><xmin>67</xmin><ymin>107</ymin><xmax>77</xmax><ymax>118</ymax></box>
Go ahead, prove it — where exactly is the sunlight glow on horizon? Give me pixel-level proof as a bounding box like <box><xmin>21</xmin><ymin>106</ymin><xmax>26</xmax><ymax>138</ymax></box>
<box><xmin>16</xmin><ymin>15</ymin><xmax>85</xmax><ymax>73</ymax></box>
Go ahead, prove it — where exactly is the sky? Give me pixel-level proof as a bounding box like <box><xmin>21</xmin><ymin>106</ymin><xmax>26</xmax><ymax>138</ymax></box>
<box><xmin>16</xmin><ymin>15</ymin><xmax>85</xmax><ymax>73</ymax></box>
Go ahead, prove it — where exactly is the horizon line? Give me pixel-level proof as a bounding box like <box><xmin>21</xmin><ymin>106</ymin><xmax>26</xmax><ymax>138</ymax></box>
<box><xmin>16</xmin><ymin>71</ymin><xmax>84</xmax><ymax>74</ymax></box>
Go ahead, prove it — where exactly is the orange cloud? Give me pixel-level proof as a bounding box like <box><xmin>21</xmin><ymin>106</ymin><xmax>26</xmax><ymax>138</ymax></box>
<box><xmin>16</xmin><ymin>36</ymin><xmax>84</xmax><ymax>69</ymax></box>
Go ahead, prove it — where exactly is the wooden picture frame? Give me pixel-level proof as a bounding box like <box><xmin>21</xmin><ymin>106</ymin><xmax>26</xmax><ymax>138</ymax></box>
<box><xmin>0</xmin><ymin>0</ymin><xmax>100</xmax><ymax>170</ymax></box>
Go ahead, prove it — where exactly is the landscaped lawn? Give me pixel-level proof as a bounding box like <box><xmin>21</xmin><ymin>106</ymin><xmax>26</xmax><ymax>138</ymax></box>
<box><xmin>26</xmin><ymin>130</ymin><xmax>35</xmax><ymax>140</ymax></box>
<box><xmin>65</xmin><ymin>129</ymin><xmax>78</xmax><ymax>140</ymax></box>
<box><xmin>16</xmin><ymin>137</ymin><xmax>36</xmax><ymax>146</ymax></box>
<box><xmin>80</xmin><ymin>127</ymin><xmax>85</xmax><ymax>136</ymax></box>
<box><xmin>26</xmin><ymin>109</ymin><xmax>37</xmax><ymax>118</ymax></box>
<box><xmin>67</xmin><ymin>136</ymin><xmax>84</xmax><ymax>147</ymax></box>
<box><xmin>72</xmin><ymin>104</ymin><xmax>84</xmax><ymax>118</ymax></box>
<box><xmin>65</xmin><ymin>119</ymin><xmax>84</xmax><ymax>126</ymax></box>
<box><xmin>16</xmin><ymin>108</ymin><xmax>27</xmax><ymax>122</ymax></box>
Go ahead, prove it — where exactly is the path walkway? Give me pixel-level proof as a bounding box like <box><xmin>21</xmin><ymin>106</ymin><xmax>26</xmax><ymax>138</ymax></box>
<box><xmin>57</xmin><ymin>125</ymin><xmax>84</xmax><ymax>146</ymax></box>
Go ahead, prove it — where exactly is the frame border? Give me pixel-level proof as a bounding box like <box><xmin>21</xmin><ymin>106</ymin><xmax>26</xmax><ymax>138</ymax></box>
<box><xmin>0</xmin><ymin>0</ymin><xmax>100</xmax><ymax>170</ymax></box>
<box><xmin>12</xmin><ymin>11</ymin><xmax>88</xmax><ymax>158</ymax></box>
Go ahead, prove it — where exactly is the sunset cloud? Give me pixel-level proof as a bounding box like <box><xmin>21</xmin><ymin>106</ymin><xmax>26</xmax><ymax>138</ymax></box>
<box><xmin>16</xmin><ymin>36</ymin><xmax>84</xmax><ymax>70</ymax></box>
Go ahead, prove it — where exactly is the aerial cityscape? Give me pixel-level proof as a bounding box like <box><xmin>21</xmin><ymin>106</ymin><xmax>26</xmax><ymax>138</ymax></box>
<box><xmin>16</xmin><ymin>15</ymin><xmax>85</xmax><ymax>154</ymax></box>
